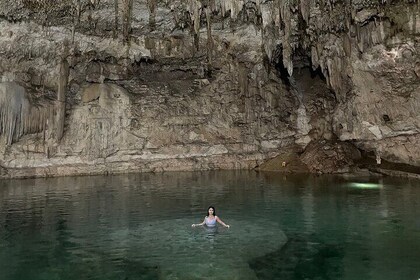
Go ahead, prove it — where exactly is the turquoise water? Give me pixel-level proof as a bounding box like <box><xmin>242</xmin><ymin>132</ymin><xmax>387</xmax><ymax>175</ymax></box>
<box><xmin>0</xmin><ymin>171</ymin><xmax>419</xmax><ymax>280</ymax></box>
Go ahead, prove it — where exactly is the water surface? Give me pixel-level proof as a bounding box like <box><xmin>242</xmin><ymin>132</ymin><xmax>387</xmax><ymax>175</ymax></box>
<box><xmin>0</xmin><ymin>171</ymin><xmax>419</xmax><ymax>279</ymax></box>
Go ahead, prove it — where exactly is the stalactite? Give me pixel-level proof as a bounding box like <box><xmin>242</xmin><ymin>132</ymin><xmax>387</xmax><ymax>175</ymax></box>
<box><xmin>219</xmin><ymin>0</ymin><xmax>244</xmax><ymax>21</ymax></box>
<box><xmin>343</xmin><ymin>34</ymin><xmax>352</xmax><ymax>57</ymax></box>
<box><xmin>191</xmin><ymin>0</ymin><xmax>201</xmax><ymax>36</ymax></box>
<box><xmin>221</xmin><ymin>2</ymin><xmax>226</xmax><ymax>29</ymax></box>
<box><xmin>371</xmin><ymin>22</ymin><xmax>382</xmax><ymax>45</ymax></box>
<box><xmin>353</xmin><ymin>19</ymin><xmax>388</xmax><ymax>53</ymax></box>
<box><xmin>113</xmin><ymin>0</ymin><xmax>118</xmax><ymax>38</ymax></box>
<box><xmin>311</xmin><ymin>44</ymin><xmax>319</xmax><ymax>70</ymax></box>
<box><xmin>205</xmin><ymin>7</ymin><xmax>214</xmax><ymax>70</ymax></box>
<box><xmin>356</xmin><ymin>24</ymin><xmax>363</xmax><ymax>52</ymax></box>
<box><xmin>121</xmin><ymin>0</ymin><xmax>133</xmax><ymax>44</ymax></box>
<box><xmin>209</xmin><ymin>0</ymin><xmax>216</xmax><ymax>12</ymax></box>
<box><xmin>0</xmin><ymin>83</ymin><xmax>28</xmax><ymax>145</ymax></box>
<box><xmin>300</xmin><ymin>0</ymin><xmax>310</xmax><ymax>23</ymax></box>
<box><xmin>70</xmin><ymin>0</ymin><xmax>81</xmax><ymax>44</ymax></box>
<box><xmin>55</xmin><ymin>59</ymin><xmax>69</xmax><ymax>142</ymax></box>
<box><xmin>147</xmin><ymin>0</ymin><xmax>157</xmax><ymax>30</ymax></box>
<box><xmin>0</xmin><ymin>82</ymin><xmax>53</xmax><ymax>145</ymax></box>
<box><xmin>326</xmin><ymin>57</ymin><xmax>342</xmax><ymax>97</ymax></box>
<box><xmin>280</xmin><ymin>0</ymin><xmax>294</xmax><ymax>76</ymax></box>
<box><xmin>187</xmin><ymin>0</ymin><xmax>202</xmax><ymax>51</ymax></box>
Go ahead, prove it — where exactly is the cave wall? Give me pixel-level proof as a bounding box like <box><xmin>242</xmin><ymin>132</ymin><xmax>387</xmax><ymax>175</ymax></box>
<box><xmin>0</xmin><ymin>0</ymin><xmax>418</xmax><ymax>177</ymax></box>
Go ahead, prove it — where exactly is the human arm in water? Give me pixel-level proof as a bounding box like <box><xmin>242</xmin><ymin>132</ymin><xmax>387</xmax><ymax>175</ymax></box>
<box><xmin>191</xmin><ymin>218</ymin><xmax>206</xmax><ymax>227</ymax></box>
<box><xmin>216</xmin><ymin>216</ymin><xmax>230</xmax><ymax>228</ymax></box>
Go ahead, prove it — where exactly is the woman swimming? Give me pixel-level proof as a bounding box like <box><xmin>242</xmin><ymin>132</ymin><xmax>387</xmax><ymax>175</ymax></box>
<box><xmin>192</xmin><ymin>206</ymin><xmax>230</xmax><ymax>228</ymax></box>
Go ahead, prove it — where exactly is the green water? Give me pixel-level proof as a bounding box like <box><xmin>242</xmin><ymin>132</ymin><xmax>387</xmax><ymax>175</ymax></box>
<box><xmin>0</xmin><ymin>171</ymin><xmax>419</xmax><ymax>280</ymax></box>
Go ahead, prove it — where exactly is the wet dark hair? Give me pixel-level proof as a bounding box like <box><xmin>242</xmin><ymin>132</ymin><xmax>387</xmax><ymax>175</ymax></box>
<box><xmin>207</xmin><ymin>206</ymin><xmax>216</xmax><ymax>217</ymax></box>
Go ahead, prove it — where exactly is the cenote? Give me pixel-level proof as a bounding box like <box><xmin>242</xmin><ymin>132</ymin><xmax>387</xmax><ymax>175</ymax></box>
<box><xmin>0</xmin><ymin>171</ymin><xmax>419</xmax><ymax>280</ymax></box>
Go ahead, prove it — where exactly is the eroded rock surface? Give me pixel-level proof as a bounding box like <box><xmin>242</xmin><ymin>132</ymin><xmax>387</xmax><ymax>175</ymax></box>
<box><xmin>0</xmin><ymin>0</ymin><xmax>418</xmax><ymax>177</ymax></box>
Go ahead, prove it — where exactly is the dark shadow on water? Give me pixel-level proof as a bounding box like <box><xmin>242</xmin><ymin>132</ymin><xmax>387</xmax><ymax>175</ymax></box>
<box><xmin>249</xmin><ymin>235</ymin><xmax>345</xmax><ymax>280</ymax></box>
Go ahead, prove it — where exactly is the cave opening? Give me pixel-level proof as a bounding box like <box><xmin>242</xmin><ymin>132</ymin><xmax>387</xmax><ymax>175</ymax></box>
<box><xmin>273</xmin><ymin>43</ymin><xmax>330</xmax><ymax>90</ymax></box>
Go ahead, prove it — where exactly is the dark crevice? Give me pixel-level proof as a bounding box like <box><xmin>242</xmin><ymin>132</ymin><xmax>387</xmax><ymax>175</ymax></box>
<box><xmin>275</xmin><ymin>61</ymin><xmax>291</xmax><ymax>86</ymax></box>
<box><xmin>309</xmin><ymin>66</ymin><xmax>327</xmax><ymax>81</ymax></box>
<box><xmin>135</xmin><ymin>57</ymin><xmax>156</xmax><ymax>65</ymax></box>
<box><xmin>273</xmin><ymin>47</ymin><xmax>291</xmax><ymax>86</ymax></box>
<box><xmin>382</xmin><ymin>114</ymin><xmax>391</xmax><ymax>122</ymax></box>
<box><xmin>356</xmin><ymin>150</ymin><xmax>420</xmax><ymax>175</ymax></box>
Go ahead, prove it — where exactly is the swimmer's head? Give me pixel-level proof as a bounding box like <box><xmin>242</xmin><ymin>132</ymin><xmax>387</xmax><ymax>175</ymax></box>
<box><xmin>207</xmin><ymin>206</ymin><xmax>216</xmax><ymax>217</ymax></box>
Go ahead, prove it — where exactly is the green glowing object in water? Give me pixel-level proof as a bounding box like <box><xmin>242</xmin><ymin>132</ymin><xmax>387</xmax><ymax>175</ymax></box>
<box><xmin>348</xmin><ymin>182</ymin><xmax>383</xmax><ymax>189</ymax></box>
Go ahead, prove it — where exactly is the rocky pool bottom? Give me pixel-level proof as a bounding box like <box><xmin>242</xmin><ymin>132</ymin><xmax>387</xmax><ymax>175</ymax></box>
<box><xmin>0</xmin><ymin>171</ymin><xmax>419</xmax><ymax>280</ymax></box>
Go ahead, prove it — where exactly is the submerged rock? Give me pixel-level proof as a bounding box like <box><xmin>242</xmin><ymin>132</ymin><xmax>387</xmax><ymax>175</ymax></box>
<box><xmin>106</xmin><ymin>218</ymin><xmax>287</xmax><ymax>279</ymax></box>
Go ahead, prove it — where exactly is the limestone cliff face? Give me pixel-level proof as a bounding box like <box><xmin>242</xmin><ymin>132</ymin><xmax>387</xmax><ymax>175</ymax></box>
<box><xmin>0</xmin><ymin>0</ymin><xmax>418</xmax><ymax>177</ymax></box>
